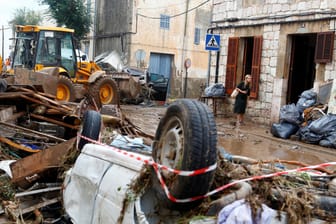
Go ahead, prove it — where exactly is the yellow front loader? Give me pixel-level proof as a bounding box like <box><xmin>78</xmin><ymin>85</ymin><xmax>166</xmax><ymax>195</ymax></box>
<box><xmin>9</xmin><ymin>25</ymin><xmax>119</xmax><ymax>106</ymax></box>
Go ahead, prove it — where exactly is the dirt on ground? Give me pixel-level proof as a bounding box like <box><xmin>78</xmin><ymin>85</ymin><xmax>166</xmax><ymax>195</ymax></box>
<box><xmin>121</xmin><ymin>103</ymin><xmax>336</xmax><ymax>173</ymax></box>
<box><xmin>121</xmin><ymin>103</ymin><xmax>336</xmax><ymax>223</ymax></box>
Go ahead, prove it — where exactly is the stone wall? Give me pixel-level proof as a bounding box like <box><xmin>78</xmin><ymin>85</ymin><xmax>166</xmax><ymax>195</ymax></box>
<box><xmin>213</xmin><ymin>0</ymin><xmax>336</xmax><ymax>25</ymax></box>
<box><xmin>211</xmin><ymin>0</ymin><xmax>336</xmax><ymax>125</ymax></box>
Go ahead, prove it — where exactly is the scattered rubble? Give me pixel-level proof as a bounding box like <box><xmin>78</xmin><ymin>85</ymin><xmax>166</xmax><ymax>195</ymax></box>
<box><xmin>0</xmin><ymin>87</ymin><xmax>335</xmax><ymax>223</ymax></box>
<box><xmin>0</xmin><ymin>85</ymin><xmax>155</xmax><ymax>223</ymax></box>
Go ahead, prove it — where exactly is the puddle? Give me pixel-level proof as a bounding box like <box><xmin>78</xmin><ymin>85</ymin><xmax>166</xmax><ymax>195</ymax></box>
<box><xmin>218</xmin><ymin>133</ymin><xmax>336</xmax><ymax>167</ymax></box>
<box><xmin>121</xmin><ymin>104</ymin><xmax>336</xmax><ymax>171</ymax></box>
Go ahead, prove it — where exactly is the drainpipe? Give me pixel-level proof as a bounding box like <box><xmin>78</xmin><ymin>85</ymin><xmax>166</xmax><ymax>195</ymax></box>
<box><xmin>2</xmin><ymin>26</ymin><xmax>4</xmax><ymax>66</ymax></box>
<box><xmin>206</xmin><ymin>3</ymin><xmax>214</xmax><ymax>87</ymax></box>
<box><xmin>182</xmin><ymin>0</ymin><xmax>190</xmax><ymax>98</ymax></box>
<box><xmin>215</xmin><ymin>51</ymin><xmax>220</xmax><ymax>83</ymax></box>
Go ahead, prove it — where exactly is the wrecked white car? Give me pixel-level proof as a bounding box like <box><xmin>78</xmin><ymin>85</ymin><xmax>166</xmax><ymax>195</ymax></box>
<box><xmin>63</xmin><ymin>99</ymin><xmax>218</xmax><ymax>223</ymax></box>
<box><xmin>62</xmin><ymin>99</ymin><xmax>336</xmax><ymax>224</ymax></box>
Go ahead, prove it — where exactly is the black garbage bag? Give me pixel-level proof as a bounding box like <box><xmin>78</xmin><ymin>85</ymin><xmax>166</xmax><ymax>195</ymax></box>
<box><xmin>299</xmin><ymin>125</ymin><xmax>323</xmax><ymax>144</ymax></box>
<box><xmin>308</xmin><ymin>114</ymin><xmax>336</xmax><ymax>135</ymax></box>
<box><xmin>319</xmin><ymin>131</ymin><xmax>336</xmax><ymax>148</ymax></box>
<box><xmin>296</xmin><ymin>89</ymin><xmax>317</xmax><ymax>113</ymax></box>
<box><xmin>271</xmin><ymin>122</ymin><xmax>300</xmax><ymax>139</ymax></box>
<box><xmin>301</xmin><ymin>89</ymin><xmax>317</xmax><ymax>99</ymax></box>
<box><xmin>204</xmin><ymin>83</ymin><xmax>225</xmax><ymax>97</ymax></box>
<box><xmin>279</xmin><ymin>103</ymin><xmax>302</xmax><ymax>124</ymax></box>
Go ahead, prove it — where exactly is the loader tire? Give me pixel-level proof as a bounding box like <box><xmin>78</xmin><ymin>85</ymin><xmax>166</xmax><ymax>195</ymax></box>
<box><xmin>89</xmin><ymin>76</ymin><xmax>119</xmax><ymax>107</ymax></box>
<box><xmin>78</xmin><ymin>110</ymin><xmax>101</xmax><ymax>150</ymax></box>
<box><xmin>57</xmin><ymin>76</ymin><xmax>75</xmax><ymax>102</ymax></box>
<box><xmin>152</xmin><ymin>99</ymin><xmax>217</xmax><ymax>210</ymax></box>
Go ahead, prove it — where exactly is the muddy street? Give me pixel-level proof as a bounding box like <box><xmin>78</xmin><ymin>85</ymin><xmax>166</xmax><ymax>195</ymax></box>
<box><xmin>0</xmin><ymin>100</ymin><xmax>335</xmax><ymax>223</ymax></box>
<box><xmin>121</xmin><ymin>103</ymin><xmax>336</xmax><ymax>170</ymax></box>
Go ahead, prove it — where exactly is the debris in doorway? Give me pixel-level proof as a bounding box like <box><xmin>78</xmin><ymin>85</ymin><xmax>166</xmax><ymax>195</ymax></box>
<box><xmin>271</xmin><ymin>87</ymin><xmax>336</xmax><ymax>149</ymax></box>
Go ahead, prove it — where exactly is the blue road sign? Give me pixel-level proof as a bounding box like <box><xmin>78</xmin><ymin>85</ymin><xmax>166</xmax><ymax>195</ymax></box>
<box><xmin>205</xmin><ymin>34</ymin><xmax>220</xmax><ymax>51</ymax></box>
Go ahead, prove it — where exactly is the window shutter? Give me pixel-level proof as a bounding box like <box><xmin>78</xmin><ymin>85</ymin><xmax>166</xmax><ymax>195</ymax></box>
<box><xmin>315</xmin><ymin>31</ymin><xmax>334</xmax><ymax>63</ymax></box>
<box><xmin>250</xmin><ymin>36</ymin><xmax>263</xmax><ymax>99</ymax></box>
<box><xmin>225</xmin><ymin>37</ymin><xmax>239</xmax><ymax>94</ymax></box>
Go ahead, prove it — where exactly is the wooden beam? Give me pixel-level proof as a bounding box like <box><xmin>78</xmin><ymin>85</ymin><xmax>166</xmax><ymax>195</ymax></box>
<box><xmin>10</xmin><ymin>138</ymin><xmax>76</xmax><ymax>188</ymax></box>
<box><xmin>0</xmin><ymin>137</ymin><xmax>40</xmax><ymax>153</ymax></box>
<box><xmin>30</xmin><ymin>113</ymin><xmax>79</xmax><ymax>130</ymax></box>
<box><xmin>0</xmin><ymin>121</ymin><xmax>65</xmax><ymax>142</ymax></box>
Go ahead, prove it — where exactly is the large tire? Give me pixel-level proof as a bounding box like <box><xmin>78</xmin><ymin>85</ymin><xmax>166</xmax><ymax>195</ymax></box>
<box><xmin>89</xmin><ymin>76</ymin><xmax>119</xmax><ymax>107</ymax></box>
<box><xmin>56</xmin><ymin>75</ymin><xmax>75</xmax><ymax>102</ymax></box>
<box><xmin>152</xmin><ymin>99</ymin><xmax>217</xmax><ymax>210</ymax></box>
<box><xmin>78</xmin><ymin>110</ymin><xmax>101</xmax><ymax>150</ymax></box>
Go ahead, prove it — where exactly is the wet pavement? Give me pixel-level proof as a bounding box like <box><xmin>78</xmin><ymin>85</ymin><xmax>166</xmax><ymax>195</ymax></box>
<box><xmin>216</xmin><ymin>117</ymin><xmax>336</xmax><ymax>167</ymax></box>
<box><xmin>121</xmin><ymin>103</ymin><xmax>336</xmax><ymax>173</ymax></box>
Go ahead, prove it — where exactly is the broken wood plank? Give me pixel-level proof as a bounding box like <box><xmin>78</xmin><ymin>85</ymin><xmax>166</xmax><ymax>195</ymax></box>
<box><xmin>0</xmin><ymin>137</ymin><xmax>41</xmax><ymax>153</ymax></box>
<box><xmin>15</xmin><ymin>186</ymin><xmax>61</xmax><ymax>197</ymax></box>
<box><xmin>0</xmin><ymin>121</ymin><xmax>65</xmax><ymax>143</ymax></box>
<box><xmin>5</xmin><ymin>197</ymin><xmax>59</xmax><ymax>218</ymax></box>
<box><xmin>30</xmin><ymin>113</ymin><xmax>79</xmax><ymax>129</ymax></box>
<box><xmin>0</xmin><ymin>92</ymin><xmax>33</xmax><ymax>99</ymax></box>
<box><xmin>10</xmin><ymin>138</ymin><xmax>76</xmax><ymax>188</ymax></box>
<box><xmin>19</xmin><ymin>87</ymin><xmax>74</xmax><ymax>111</ymax></box>
<box><xmin>19</xmin><ymin>197</ymin><xmax>59</xmax><ymax>216</ymax></box>
<box><xmin>19</xmin><ymin>94</ymin><xmax>71</xmax><ymax>114</ymax></box>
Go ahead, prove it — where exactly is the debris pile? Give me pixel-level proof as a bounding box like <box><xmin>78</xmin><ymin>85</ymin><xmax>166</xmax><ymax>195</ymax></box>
<box><xmin>0</xmin><ymin>87</ymin><xmax>335</xmax><ymax>223</ymax></box>
<box><xmin>0</xmin><ymin>86</ymin><xmax>154</xmax><ymax>223</ymax></box>
<box><xmin>272</xmin><ymin>87</ymin><xmax>336</xmax><ymax>149</ymax></box>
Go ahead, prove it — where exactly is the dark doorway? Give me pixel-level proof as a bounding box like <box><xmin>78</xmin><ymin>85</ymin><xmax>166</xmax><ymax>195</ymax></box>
<box><xmin>287</xmin><ymin>34</ymin><xmax>316</xmax><ymax>104</ymax></box>
<box><xmin>148</xmin><ymin>53</ymin><xmax>172</xmax><ymax>101</ymax></box>
<box><xmin>243</xmin><ymin>37</ymin><xmax>254</xmax><ymax>76</ymax></box>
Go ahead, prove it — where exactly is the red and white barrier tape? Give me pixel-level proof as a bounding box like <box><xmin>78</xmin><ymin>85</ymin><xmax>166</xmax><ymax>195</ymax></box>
<box><xmin>79</xmin><ymin>134</ymin><xmax>336</xmax><ymax>203</ymax></box>
<box><xmin>79</xmin><ymin>134</ymin><xmax>217</xmax><ymax>176</ymax></box>
<box><xmin>155</xmin><ymin>161</ymin><xmax>336</xmax><ymax>203</ymax></box>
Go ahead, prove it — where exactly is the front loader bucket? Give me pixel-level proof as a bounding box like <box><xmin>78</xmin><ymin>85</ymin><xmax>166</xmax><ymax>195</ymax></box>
<box><xmin>9</xmin><ymin>67</ymin><xmax>58</xmax><ymax>95</ymax></box>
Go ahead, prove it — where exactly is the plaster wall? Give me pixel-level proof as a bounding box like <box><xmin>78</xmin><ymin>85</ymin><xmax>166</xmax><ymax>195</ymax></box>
<box><xmin>95</xmin><ymin>0</ymin><xmax>212</xmax><ymax>99</ymax></box>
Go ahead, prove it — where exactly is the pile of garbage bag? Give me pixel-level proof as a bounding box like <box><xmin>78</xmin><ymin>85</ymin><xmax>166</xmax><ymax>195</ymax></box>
<box><xmin>204</xmin><ymin>83</ymin><xmax>225</xmax><ymax>97</ymax></box>
<box><xmin>271</xmin><ymin>89</ymin><xmax>336</xmax><ymax>148</ymax></box>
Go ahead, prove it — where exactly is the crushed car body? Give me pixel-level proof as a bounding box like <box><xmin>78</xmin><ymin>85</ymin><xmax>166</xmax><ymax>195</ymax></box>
<box><xmin>63</xmin><ymin>99</ymin><xmax>218</xmax><ymax>223</ymax></box>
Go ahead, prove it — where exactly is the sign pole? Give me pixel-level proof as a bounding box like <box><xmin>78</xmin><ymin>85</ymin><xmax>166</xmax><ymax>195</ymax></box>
<box><xmin>205</xmin><ymin>33</ymin><xmax>221</xmax><ymax>85</ymax></box>
<box><xmin>183</xmin><ymin>58</ymin><xmax>191</xmax><ymax>98</ymax></box>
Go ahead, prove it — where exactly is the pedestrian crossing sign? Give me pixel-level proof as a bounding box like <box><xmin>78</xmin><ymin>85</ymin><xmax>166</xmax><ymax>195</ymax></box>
<box><xmin>205</xmin><ymin>34</ymin><xmax>220</xmax><ymax>51</ymax></box>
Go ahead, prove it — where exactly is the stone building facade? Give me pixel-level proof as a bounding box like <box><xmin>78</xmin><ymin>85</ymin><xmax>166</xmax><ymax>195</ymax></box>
<box><xmin>87</xmin><ymin>0</ymin><xmax>212</xmax><ymax>100</ymax></box>
<box><xmin>210</xmin><ymin>0</ymin><xmax>336</xmax><ymax>124</ymax></box>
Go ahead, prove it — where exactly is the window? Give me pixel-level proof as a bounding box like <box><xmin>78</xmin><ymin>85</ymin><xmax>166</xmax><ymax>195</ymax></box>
<box><xmin>194</xmin><ymin>28</ymin><xmax>200</xmax><ymax>45</ymax></box>
<box><xmin>160</xmin><ymin>14</ymin><xmax>170</xmax><ymax>29</ymax></box>
<box><xmin>315</xmin><ymin>31</ymin><xmax>334</xmax><ymax>63</ymax></box>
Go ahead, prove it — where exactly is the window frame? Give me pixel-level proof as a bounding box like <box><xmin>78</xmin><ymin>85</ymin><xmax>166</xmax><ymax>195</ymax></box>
<box><xmin>160</xmin><ymin>14</ymin><xmax>170</xmax><ymax>30</ymax></box>
<box><xmin>194</xmin><ymin>28</ymin><xmax>201</xmax><ymax>45</ymax></box>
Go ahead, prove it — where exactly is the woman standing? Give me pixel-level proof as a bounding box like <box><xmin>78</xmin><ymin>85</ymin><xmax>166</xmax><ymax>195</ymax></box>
<box><xmin>233</xmin><ymin>74</ymin><xmax>252</xmax><ymax>125</ymax></box>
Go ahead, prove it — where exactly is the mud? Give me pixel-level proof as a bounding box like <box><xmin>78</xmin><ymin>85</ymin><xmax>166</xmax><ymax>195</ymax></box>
<box><xmin>121</xmin><ymin>104</ymin><xmax>336</xmax><ymax>171</ymax></box>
